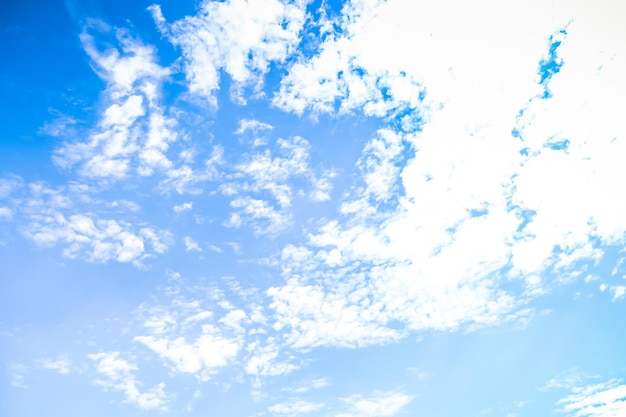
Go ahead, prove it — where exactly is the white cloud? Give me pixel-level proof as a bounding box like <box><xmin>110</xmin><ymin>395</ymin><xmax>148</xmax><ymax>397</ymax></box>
<box><xmin>557</xmin><ymin>379</ymin><xmax>626</xmax><ymax>417</ymax></box>
<box><xmin>150</xmin><ymin>0</ymin><xmax>309</xmax><ymax>105</ymax></box>
<box><xmin>40</xmin><ymin>355</ymin><xmax>71</xmax><ymax>375</ymax></box>
<box><xmin>244</xmin><ymin>338</ymin><xmax>300</xmax><ymax>377</ymax></box>
<box><xmin>8</xmin><ymin>363</ymin><xmax>28</xmax><ymax>388</ymax></box>
<box><xmin>184</xmin><ymin>236</ymin><xmax>202</xmax><ymax>252</ymax></box>
<box><xmin>134</xmin><ymin>331</ymin><xmax>241</xmax><ymax>381</ymax></box>
<box><xmin>261</xmin><ymin>0</ymin><xmax>626</xmax><ymax>350</ymax></box>
<box><xmin>336</xmin><ymin>391</ymin><xmax>414</xmax><ymax>417</ymax></box>
<box><xmin>89</xmin><ymin>351</ymin><xmax>169</xmax><ymax>411</ymax></box>
<box><xmin>233</xmin><ymin>136</ymin><xmax>317</xmax><ymax>207</ymax></box>
<box><xmin>269</xmin><ymin>276</ymin><xmax>406</xmax><ymax>349</ymax></box>
<box><xmin>223</xmin><ymin>135</ymin><xmax>334</xmax><ymax>234</ymax></box>
<box><xmin>268</xmin><ymin>399</ymin><xmax>324</xmax><ymax>415</ymax></box>
<box><xmin>53</xmin><ymin>23</ymin><xmax>179</xmax><ymax>182</ymax></box>
<box><xmin>357</xmin><ymin>128</ymin><xmax>405</xmax><ymax>202</ymax></box>
<box><xmin>173</xmin><ymin>202</ymin><xmax>193</xmax><ymax>213</ymax></box>
<box><xmin>284</xmin><ymin>377</ymin><xmax>330</xmax><ymax>393</ymax></box>
<box><xmin>235</xmin><ymin>118</ymin><xmax>274</xmax><ymax>135</ymax></box>
<box><xmin>24</xmin><ymin>212</ymin><xmax>171</xmax><ymax>266</ymax></box>
<box><xmin>219</xmin><ymin>309</ymin><xmax>248</xmax><ymax>333</ymax></box>
<box><xmin>0</xmin><ymin>175</ymin><xmax>23</xmax><ymax>199</ymax></box>
<box><xmin>3</xmin><ymin>180</ymin><xmax>171</xmax><ymax>265</ymax></box>
<box><xmin>611</xmin><ymin>286</ymin><xmax>626</xmax><ymax>301</ymax></box>
<box><xmin>227</xmin><ymin>197</ymin><xmax>292</xmax><ymax>235</ymax></box>
<box><xmin>132</xmin><ymin>294</ymin><xmax>245</xmax><ymax>382</ymax></box>
<box><xmin>0</xmin><ymin>207</ymin><xmax>13</xmax><ymax>220</ymax></box>
<box><xmin>157</xmin><ymin>145</ymin><xmax>224</xmax><ymax>194</ymax></box>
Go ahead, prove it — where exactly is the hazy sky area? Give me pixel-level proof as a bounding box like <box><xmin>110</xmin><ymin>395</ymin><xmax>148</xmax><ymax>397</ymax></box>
<box><xmin>1</xmin><ymin>0</ymin><xmax>626</xmax><ymax>416</ymax></box>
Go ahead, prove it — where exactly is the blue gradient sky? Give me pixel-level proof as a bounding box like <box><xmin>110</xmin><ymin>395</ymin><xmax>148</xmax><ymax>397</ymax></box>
<box><xmin>1</xmin><ymin>1</ymin><xmax>626</xmax><ymax>416</ymax></box>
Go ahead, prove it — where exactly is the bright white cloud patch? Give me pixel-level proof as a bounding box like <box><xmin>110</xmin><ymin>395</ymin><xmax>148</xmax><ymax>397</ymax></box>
<box><xmin>262</xmin><ymin>0</ymin><xmax>626</xmax><ymax>349</ymax></box>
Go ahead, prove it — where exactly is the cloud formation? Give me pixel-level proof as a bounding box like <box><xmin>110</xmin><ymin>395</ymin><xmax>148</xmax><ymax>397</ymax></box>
<box><xmin>150</xmin><ymin>0</ymin><xmax>309</xmax><ymax>105</ymax></box>
<box><xmin>89</xmin><ymin>352</ymin><xmax>169</xmax><ymax>411</ymax></box>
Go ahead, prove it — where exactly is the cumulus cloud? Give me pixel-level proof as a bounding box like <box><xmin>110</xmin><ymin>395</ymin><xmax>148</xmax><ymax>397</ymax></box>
<box><xmin>89</xmin><ymin>352</ymin><xmax>169</xmax><ymax>411</ymax></box>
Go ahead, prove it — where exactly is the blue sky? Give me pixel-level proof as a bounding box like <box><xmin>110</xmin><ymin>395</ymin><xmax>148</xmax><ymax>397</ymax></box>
<box><xmin>1</xmin><ymin>0</ymin><xmax>626</xmax><ymax>416</ymax></box>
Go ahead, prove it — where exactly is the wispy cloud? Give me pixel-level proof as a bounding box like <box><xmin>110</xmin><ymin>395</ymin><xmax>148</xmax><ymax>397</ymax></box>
<box><xmin>268</xmin><ymin>399</ymin><xmax>324</xmax><ymax>415</ymax></box>
<box><xmin>222</xmin><ymin>135</ymin><xmax>334</xmax><ymax>235</ymax></box>
<box><xmin>11</xmin><ymin>182</ymin><xmax>172</xmax><ymax>266</ymax></box>
<box><xmin>336</xmin><ymin>391</ymin><xmax>414</xmax><ymax>417</ymax></box>
<box><xmin>53</xmin><ymin>23</ymin><xmax>177</xmax><ymax>182</ymax></box>
<box><xmin>184</xmin><ymin>236</ymin><xmax>202</xmax><ymax>252</ymax></box>
<box><xmin>40</xmin><ymin>355</ymin><xmax>72</xmax><ymax>375</ymax></box>
<box><xmin>557</xmin><ymin>379</ymin><xmax>626</xmax><ymax>417</ymax></box>
<box><xmin>89</xmin><ymin>351</ymin><xmax>169</xmax><ymax>411</ymax></box>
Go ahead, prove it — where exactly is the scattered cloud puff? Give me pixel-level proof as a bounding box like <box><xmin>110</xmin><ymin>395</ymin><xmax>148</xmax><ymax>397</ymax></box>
<box><xmin>244</xmin><ymin>337</ymin><xmax>301</xmax><ymax>378</ymax></box>
<box><xmin>150</xmin><ymin>0</ymin><xmax>309</xmax><ymax>105</ymax></box>
<box><xmin>0</xmin><ymin>206</ymin><xmax>13</xmax><ymax>220</ymax></box>
<box><xmin>184</xmin><ymin>236</ymin><xmax>202</xmax><ymax>252</ymax></box>
<box><xmin>89</xmin><ymin>351</ymin><xmax>169</xmax><ymax>411</ymax></box>
<box><xmin>0</xmin><ymin>175</ymin><xmax>24</xmax><ymax>200</ymax></box>
<box><xmin>599</xmin><ymin>284</ymin><xmax>626</xmax><ymax>302</ymax></box>
<box><xmin>223</xmin><ymin>135</ymin><xmax>335</xmax><ymax>235</ymax></box>
<box><xmin>5</xmin><ymin>181</ymin><xmax>172</xmax><ymax>266</ymax></box>
<box><xmin>235</xmin><ymin>118</ymin><xmax>274</xmax><ymax>135</ymax></box>
<box><xmin>173</xmin><ymin>202</ymin><xmax>193</xmax><ymax>213</ymax></box>
<box><xmin>129</xmin><ymin>285</ymin><xmax>259</xmax><ymax>382</ymax></box>
<box><xmin>26</xmin><ymin>213</ymin><xmax>170</xmax><ymax>265</ymax></box>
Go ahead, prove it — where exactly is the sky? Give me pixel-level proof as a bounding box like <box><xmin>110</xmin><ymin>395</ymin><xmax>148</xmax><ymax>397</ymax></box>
<box><xmin>1</xmin><ymin>0</ymin><xmax>626</xmax><ymax>416</ymax></box>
